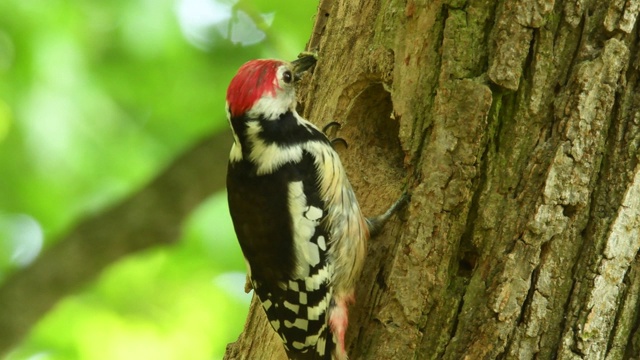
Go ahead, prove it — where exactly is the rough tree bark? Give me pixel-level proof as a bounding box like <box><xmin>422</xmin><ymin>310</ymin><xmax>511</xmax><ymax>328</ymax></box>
<box><xmin>224</xmin><ymin>0</ymin><xmax>640</xmax><ymax>359</ymax></box>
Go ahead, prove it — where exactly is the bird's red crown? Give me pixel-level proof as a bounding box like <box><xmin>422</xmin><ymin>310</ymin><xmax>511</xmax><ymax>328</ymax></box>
<box><xmin>226</xmin><ymin>59</ymin><xmax>283</xmax><ymax>118</ymax></box>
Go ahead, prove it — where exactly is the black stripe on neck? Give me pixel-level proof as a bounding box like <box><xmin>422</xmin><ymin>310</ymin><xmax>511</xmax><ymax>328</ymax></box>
<box><xmin>231</xmin><ymin>111</ymin><xmax>330</xmax><ymax>148</ymax></box>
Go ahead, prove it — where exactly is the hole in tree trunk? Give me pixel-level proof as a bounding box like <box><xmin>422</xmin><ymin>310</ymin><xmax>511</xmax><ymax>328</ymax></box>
<box><xmin>337</xmin><ymin>82</ymin><xmax>404</xmax><ymax>213</ymax></box>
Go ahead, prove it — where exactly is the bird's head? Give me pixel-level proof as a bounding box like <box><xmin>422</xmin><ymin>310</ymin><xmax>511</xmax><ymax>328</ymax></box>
<box><xmin>226</xmin><ymin>57</ymin><xmax>316</xmax><ymax>121</ymax></box>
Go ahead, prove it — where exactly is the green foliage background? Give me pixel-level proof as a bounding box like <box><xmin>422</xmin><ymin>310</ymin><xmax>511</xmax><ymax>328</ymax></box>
<box><xmin>0</xmin><ymin>0</ymin><xmax>316</xmax><ymax>358</ymax></box>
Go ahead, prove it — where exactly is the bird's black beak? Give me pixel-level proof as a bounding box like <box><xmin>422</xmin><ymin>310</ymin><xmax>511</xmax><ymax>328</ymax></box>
<box><xmin>291</xmin><ymin>52</ymin><xmax>318</xmax><ymax>81</ymax></box>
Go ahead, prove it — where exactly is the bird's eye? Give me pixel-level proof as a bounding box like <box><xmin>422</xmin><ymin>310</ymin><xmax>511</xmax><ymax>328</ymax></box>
<box><xmin>282</xmin><ymin>70</ymin><xmax>293</xmax><ymax>84</ymax></box>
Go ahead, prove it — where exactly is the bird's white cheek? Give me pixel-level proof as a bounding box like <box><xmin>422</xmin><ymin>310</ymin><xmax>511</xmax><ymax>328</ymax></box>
<box><xmin>248</xmin><ymin>89</ymin><xmax>296</xmax><ymax>120</ymax></box>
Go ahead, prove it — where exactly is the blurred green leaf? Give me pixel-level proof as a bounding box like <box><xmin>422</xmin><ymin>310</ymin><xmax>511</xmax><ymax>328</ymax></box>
<box><xmin>0</xmin><ymin>0</ymin><xmax>316</xmax><ymax>358</ymax></box>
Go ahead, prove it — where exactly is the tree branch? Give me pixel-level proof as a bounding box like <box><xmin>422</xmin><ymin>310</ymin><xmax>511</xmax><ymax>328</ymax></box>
<box><xmin>0</xmin><ymin>131</ymin><xmax>233</xmax><ymax>356</ymax></box>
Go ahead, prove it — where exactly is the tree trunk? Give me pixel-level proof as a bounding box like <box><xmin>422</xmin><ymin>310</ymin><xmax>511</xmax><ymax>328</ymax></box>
<box><xmin>224</xmin><ymin>0</ymin><xmax>640</xmax><ymax>359</ymax></box>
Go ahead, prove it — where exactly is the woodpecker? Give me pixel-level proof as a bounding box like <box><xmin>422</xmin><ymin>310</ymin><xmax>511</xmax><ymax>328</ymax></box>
<box><xmin>226</xmin><ymin>56</ymin><xmax>406</xmax><ymax>360</ymax></box>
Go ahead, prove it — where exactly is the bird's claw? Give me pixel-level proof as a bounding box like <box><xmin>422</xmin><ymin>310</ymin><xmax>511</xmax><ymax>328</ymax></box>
<box><xmin>322</xmin><ymin>122</ymin><xmax>348</xmax><ymax>149</ymax></box>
